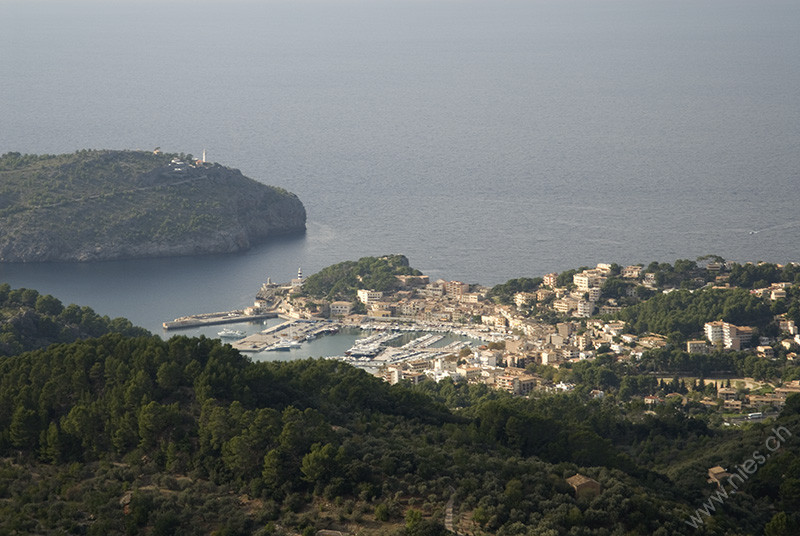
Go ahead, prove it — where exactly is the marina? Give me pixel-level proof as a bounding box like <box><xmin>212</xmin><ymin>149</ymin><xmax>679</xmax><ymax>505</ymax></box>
<box><xmin>231</xmin><ymin>319</ymin><xmax>340</xmax><ymax>353</ymax></box>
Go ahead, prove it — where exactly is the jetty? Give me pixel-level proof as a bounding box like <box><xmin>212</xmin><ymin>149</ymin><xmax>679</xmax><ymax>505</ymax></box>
<box><xmin>162</xmin><ymin>310</ymin><xmax>277</xmax><ymax>330</ymax></box>
<box><xmin>231</xmin><ymin>319</ymin><xmax>339</xmax><ymax>353</ymax></box>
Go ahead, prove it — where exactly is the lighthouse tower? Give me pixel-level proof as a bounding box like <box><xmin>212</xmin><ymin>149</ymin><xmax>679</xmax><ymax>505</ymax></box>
<box><xmin>291</xmin><ymin>267</ymin><xmax>304</xmax><ymax>288</ymax></box>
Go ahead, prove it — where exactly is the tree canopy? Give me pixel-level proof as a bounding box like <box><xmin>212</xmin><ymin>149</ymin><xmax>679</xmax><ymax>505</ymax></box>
<box><xmin>300</xmin><ymin>255</ymin><xmax>422</xmax><ymax>301</ymax></box>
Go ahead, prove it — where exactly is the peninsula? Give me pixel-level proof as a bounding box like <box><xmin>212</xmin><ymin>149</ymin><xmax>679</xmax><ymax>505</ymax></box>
<box><xmin>0</xmin><ymin>150</ymin><xmax>306</xmax><ymax>262</ymax></box>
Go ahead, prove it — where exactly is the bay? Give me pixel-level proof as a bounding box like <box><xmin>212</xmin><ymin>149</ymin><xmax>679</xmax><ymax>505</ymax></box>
<box><xmin>1</xmin><ymin>0</ymin><xmax>799</xmax><ymax>336</ymax></box>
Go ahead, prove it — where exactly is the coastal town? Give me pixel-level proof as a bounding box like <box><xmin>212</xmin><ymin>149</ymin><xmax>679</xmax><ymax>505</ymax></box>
<box><xmin>200</xmin><ymin>258</ymin><xmax>800</xmax><ymax>420</ymax></box>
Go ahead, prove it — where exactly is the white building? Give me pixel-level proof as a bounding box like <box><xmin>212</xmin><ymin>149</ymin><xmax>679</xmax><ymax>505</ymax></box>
<box><xmin>357</xmin><ymin>289</ymin><xmax>384</xmax><ymax>304</ymax></box>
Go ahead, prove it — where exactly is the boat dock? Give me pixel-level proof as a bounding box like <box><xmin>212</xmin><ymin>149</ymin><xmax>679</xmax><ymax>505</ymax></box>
<box><xmin>329</xmin><ymin>332</ymin><xmax>474</xmax><ymax>372</ymax></box>
<box><xmin>231</xmin><ymin>319</ymin><xmax>339</xmax><ymax>353</ymax></box>
<box><xmin>162</xmin><ymin>310</ymin><xmax>278</xmax><ymax>330</ymax></box>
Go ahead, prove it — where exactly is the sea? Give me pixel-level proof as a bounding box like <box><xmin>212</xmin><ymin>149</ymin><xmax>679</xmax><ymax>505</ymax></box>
<box><xmin>1</xmin><ymin>0</ymin><xmax>799</xmax><ymax>344</ymax></box>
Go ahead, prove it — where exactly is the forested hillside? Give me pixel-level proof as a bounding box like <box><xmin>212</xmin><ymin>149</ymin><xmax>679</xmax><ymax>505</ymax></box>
<box><xmin>300</xmin><ymin>255</ymin><xmax>422</xmax><ymax>301</ymax></box>
<box><xmin>1</xmin><ymin>328</ymin><xmax>799</xmax><ymax>535</ymax></box>
<box><xmin>0</xmin><ymin>283</ymin><xmax>147</xmax><ymax>356</ymax></box>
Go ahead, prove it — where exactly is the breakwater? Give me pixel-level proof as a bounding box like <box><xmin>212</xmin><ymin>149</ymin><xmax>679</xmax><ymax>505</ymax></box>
<box><xmin>162</xmin><ymin>310</ymin><xmax>278</xmax><ymax>330</ymax></box>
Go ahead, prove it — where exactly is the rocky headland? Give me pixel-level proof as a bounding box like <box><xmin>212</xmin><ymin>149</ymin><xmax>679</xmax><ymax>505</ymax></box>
<box><xmin>0</xmin><ymin>150</ymin><xmax>306</xmax><ymax>262</ymax></box>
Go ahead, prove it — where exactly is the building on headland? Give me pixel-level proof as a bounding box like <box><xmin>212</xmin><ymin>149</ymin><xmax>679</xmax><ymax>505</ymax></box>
<box><xmin>291</xmin><ymin>268</ymin><xmax>304</xmax><ymax>288</ymax></box>
<box><xmin>357</xmin><ymin>289</ymin><xmax>384</xmax><ymax>304</ymax></box>
<box><xmin>573</xmin><ymin>271</ymin><xmax>606</xmax><ymax>291</ymax></box>
<box><xmin>622</xmin><ymin>265</ymin><xmax>642</xmax><ymax>279</ymax></box>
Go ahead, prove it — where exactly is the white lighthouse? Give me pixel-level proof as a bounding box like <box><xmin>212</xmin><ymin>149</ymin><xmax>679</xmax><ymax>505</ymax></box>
<box><xmin>291</xmin><ymin>267</ymin><xmax>304</xmax><ymax>288</ymax></box>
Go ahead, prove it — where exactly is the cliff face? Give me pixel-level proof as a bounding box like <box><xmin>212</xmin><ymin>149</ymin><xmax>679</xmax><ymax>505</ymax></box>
<box><xmin>0</xmin><ymin>150</ymin><xmax>306</xmax><ymax>262</ymax></box>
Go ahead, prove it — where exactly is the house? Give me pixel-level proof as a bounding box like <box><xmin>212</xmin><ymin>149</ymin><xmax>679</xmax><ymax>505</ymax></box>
<box><xmin>459</xmin><ymin>292</ymin><xmax>481</xmax><ymax>304</ymax></box>
<box><xmin>402</xmin><ymin>372</ymin><xmax>426</xmax><ymax>385</ymax></box>
<box><xmin>708</xmin><ymin>466</ymin><xmax>732</xmax><ymax>488</ymax></box>
<box><xmin>566</xmin><ymin>474</ymin><xmax>602</xmax><ymax>499</ymax></box>
<box><xmin>576</xmin><ymin>300</ymin><xmax>594</xmax><ymax>318</ymax></box>
<box><xmin>723</xmin><ymin>399</ymin><xmax>743</xmax><ymax>411</ymax></box>
<box><xmin>445</xmin><ymin>280</ymin><xmax>469</xmax><ymax>297</ymax></box>
<box><xmin>775</xmin><ymin>383</ymin><xmax>800</xmax><ymax>398</ymax></box>
<box><xmin>553</xmin><ymin>298</ymin><xmax>577</xmax><ymax>314</ymax></box>
<box><xmin>586</xmin><ymin>287</ymin><xmax>602</xmax><ymax>302</ymax></box>
<box><xmin>514</xmin><ymin>292</ymin><xmax>536</xmax><ymax>307</ymax></box>
<box><xmin>357</xmin><ymin>289</ymin><xmax>383</xmax><ymax>304</ymax></box>
<box><xmin>771</xmin><ymin>288</ymin><xmax>788</xmax><ymax>301</ymax></box>
<box><xmin>537</xmin><ymin>288</ymin><xmax>555</xmax><ymax>302</ymax></box>
<box><xmin>599</xmin><ymin>305</ymin><xmax>622</xmax><ymax>315</ymax></box>
<box><xmin>419</xmin><ymin>283</ymin><xmax>445</xmax><ymax>298</ymax></box>
<box><xmin>329</xmin><ymin>301</ymin><xmax>353</xmax><ymax>317</ymax></box>
<box><xmin>573</xmin><ymin>270</ymin><xmax>606</xmax><ymax>291</ymax></box>
<box><xmin>622</xmin><ymin>265</ymin><xmax>642</xmax><ymax>279</ymax></box>
<box><xmin>456</xmin><ymin>366</ymin><xmax>482</xmax><ymax>382</ymax></box>
<box><xmin>686</xmin><ymin>340</ymin><xmax>708</xmax><ymax>354</ymax></box>
<box><xmin>543</xmin><ymin>272</ymin><xmax>558</xmax><ymax>288</ymax></box>
<box><xmin>639</xmin><ymin>336</ymin><xmax>669</xmax><ymax>349</ymax></box>
<box><xmin>495</xmin><ymin>375</ymin><xmax>518</xmax><ymax>394</ymax></box>
<box><xmin>779</xmin><ymin>319</ymin><xmax>797</xmax><ymax>335</ymax></box>
<box><xmin>747</xmin><ymin>394</ymin><xmax>786</xmax><ymax>408</ymax></box>
<box><xmin>517</xmin><ymin>375</ymin><xmax>537</xmax><ymax>396</ymax></box>
<box><xmin>757</xmin><ymin>345</ymin><xmax>775</xmax><ymax>358</ymax></box>
<box><xmin>644</xmin><ymin>395</ymin><xmax>663</xmax><ymax>406</ymax></box>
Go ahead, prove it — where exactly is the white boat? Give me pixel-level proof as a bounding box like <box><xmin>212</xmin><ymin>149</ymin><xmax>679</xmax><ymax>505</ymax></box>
<box><xmin>266</xmin><ymin>340</ymin><xmax>292</xmax><ymax>351</ymax></box>
<box><xmin>218</xmin><ymin>328</ymin><xmax>245</xmax><ymax>339</ymax></box>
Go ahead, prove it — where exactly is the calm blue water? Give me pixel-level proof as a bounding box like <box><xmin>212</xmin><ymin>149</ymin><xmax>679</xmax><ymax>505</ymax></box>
<box><xmin>2</xmin><ymin>0</ymin><xmax>799</xmax><ymax>334</ymax></box>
